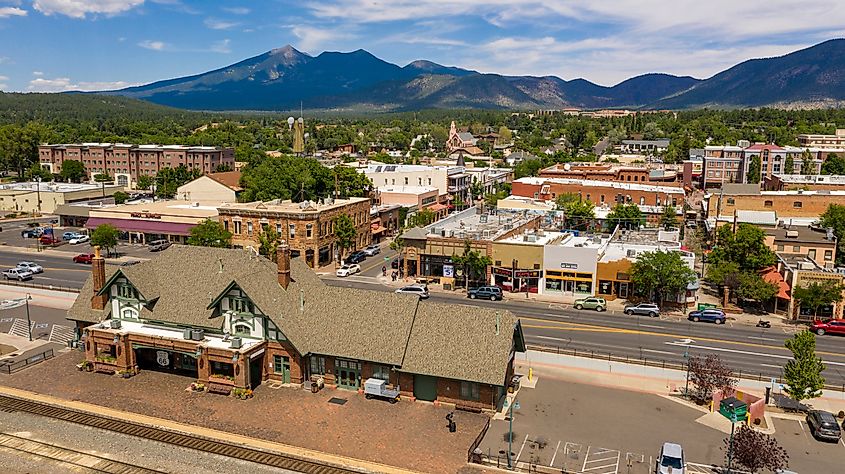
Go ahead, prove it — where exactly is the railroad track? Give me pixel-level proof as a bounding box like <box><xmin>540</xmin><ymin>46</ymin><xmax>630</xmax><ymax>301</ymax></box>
<box><xmin>0</xmin><ymin>432</ymin><xmax>165</xmax><ymax>473</ymax></box>
<box><xmin>0</xmin><ymin>395</ymin><xmax>366</xmax><ymax>474</ymax></box>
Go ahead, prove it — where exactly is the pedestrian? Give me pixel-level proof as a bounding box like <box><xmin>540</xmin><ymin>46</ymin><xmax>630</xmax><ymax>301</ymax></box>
<box><xmin>382</xmin><ymin>265</ymin><xmax>387</xmax><ymax>277</ymax></box>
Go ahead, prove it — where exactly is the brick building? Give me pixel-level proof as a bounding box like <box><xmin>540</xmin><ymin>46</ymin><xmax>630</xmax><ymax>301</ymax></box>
<box><xmin>763</xmin><ymin>174</ymin><xmax>845</xmax><ymax>191</ymax></box>
<box><xmin>218</xmin><ymin>197</ymin><xmax>372</xmax><ymax>267</ymax></box>
<box><xmin>797</xmin><ymin>129</ymin><xmax>845</xmax><ymax>149</ymax></box>
<box><xmin>539</xmin><ymin>163</ymin><xmax>680</xmax><ymax>185</ymax></box>
<box><xmin>68</xmin><ymin>246</ymin><xmax>524</xmax><ymax>411</ymax></box>
<box><xmin>38</xmin><ymin>143</ymin><xmax>235</xmax><ymax>188</ymax></box>
<box><xmin>705</xmin><ymin>184</ymin><xmax>845</xmax><ymax>222</ymax></box>
<box><xmin>764</xmin><ymin>226</ymin><xmax>837</xmax><ymax>269</ymax></box>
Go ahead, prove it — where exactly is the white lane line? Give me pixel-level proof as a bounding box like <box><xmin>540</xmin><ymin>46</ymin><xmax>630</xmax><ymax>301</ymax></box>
<box><xmin>760</xmin><ymin>363</ymin><xmax>783</xmax><ymax>369</ymax></box>
<box><xmin>549</xmin><ymin>440</ymin><xmax>561</xmax><ymax>467</ymax></box>
<box><xmin>639</xmin><ymin>324</ymin><xmax>665</xmax><ymax>329</ymax></box>
<box><xmin>534</xmin><ymin>335</ymin><xmax>571</xmax><ymax>342</ymax></box>
<box><xmin>747</xmin><ymin>336</ymin><xmax>777</xmax><ymax>341</ymax></box>
<box><xmin>641</xmin><ymin>348</ymin><xmax>676</xmax><ymax>356</ymax></box>
<box><xmin>840</xmin><ymin>437</ymin><xmax>845</xmax><ymax>448</ymax></box>
<box><xmin>613</xmin><ymin>450</ymin><xmax>620</xmax><ymax>474</ymax></box>
<box><xmin>515</xmin><ymin>434</ymin><xmax>529</xmax><ymax>464</ymax></box>
<box><xmin>665</xmin><ymin>342</ymin><xmax>845</xmax><ymax>367</ymax></box>
<box><xmin>584</xmin><ymin>463</ymin><xmax>618</xmax><ymax>472</ymax></box>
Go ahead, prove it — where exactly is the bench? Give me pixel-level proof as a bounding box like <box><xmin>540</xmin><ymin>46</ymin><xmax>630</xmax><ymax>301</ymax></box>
<box><xmin>207</xmin><ymin>382</ymin><xmax>233</xmax><ymax>395</ymax></box>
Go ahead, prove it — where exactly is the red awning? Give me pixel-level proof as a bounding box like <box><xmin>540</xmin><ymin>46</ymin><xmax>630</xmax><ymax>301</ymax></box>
<box><xmin>428</xmin><ymin>203</ymin><xmax>448</xmax><ymax>211</ymax></box>
<box><xmin>85</xmin><ymin>217</ymin><xmax>196</xmax><ymax>236</ymax></box>
<box><xmin>760</xmin><ymin>266</ymin><xmax>790</xmax><ymax>299</ymax></box>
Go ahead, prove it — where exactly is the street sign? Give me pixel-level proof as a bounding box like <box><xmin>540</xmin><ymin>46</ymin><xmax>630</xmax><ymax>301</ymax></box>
<box><xmin>513</xmin><ymin>401</ymin><xmax>520</xmax><ymax>410</ymax></box>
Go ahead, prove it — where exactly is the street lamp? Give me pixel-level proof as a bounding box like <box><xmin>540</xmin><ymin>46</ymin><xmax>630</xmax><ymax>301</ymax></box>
<box><xmin>506</xmin><ymin>399</ymin><xmax>520</xmax><ymax>469</ymax></box>
<box><xmin>0</xmin><ymin>296</ymin><xmax>33</xmax><ymax>341</ymax></box>
<box><xmin>726</xmin><ymin>402</ymin><xmax>736</xmax><ymax>474</ymax></box>
<box><xmin>35</xmin><ymin>176</ymin><xmax>42</xmax><ymax>214</ymax></box>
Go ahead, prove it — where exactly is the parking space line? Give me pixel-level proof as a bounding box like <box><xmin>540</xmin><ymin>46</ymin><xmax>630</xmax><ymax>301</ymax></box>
<box><xmin>582</xmin><ymin>446</ymin><xmax>592</xmax><ymax>472</ymax></box>
<box><xmin>515</xmin><ymin>434</ymin><xmax>529</xmax><ymax>464</ymax></box>
<box><xmin>549</xmin><ymin>440</ymin><xmax>561</xmax><ymax>467</ymax></box>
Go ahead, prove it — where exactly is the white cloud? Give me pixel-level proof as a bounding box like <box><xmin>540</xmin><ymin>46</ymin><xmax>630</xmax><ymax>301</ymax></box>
<box><xmin>33</xmin><ymin>0</ymin><xmax>144</xmax><ymax>18</ymax></box>
<box><xmin>290</xmin><ymin>25</ymin><xmax>357</xmax><ymax>53</ymax></box>
<box><xmin>27</xmin><ymin>76</ymin><xmax>140</xmax><ymax>92</ymax></box>
<box><xmin>0</xmin><ymin>7</ymin><xmax>27</xmax><ymax>17</ymax></box>
<box><xmin>138</xmin><ymin>39</ymin><xmax>166</xmax><ymax>50</ymax></box>
<box><xmin>222</xmin><ymin>6</ymin><xmax>249</xmax><ymax>15</ymax></box>
<box><xmin>32</xmin><ymin>71</ymin><xmax>43</xmax><ymax>76</ymax></box>
<box><xmin>209</xmin><ymin>39</ymin><xmax>230</xmax><ymax>54</ymax></box>
<box><xmin>204</xmin><ymin>17</ymin><xmax>239</xmax><ymax>30</ymax></box>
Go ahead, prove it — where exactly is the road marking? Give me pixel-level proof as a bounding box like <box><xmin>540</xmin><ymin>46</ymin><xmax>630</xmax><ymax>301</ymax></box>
<box><xmin>664</xmin><ymin>341</ymin><xmax>845</xmax><ymax>367</ymax></box>
<box><xmin>639</xmin><ymin>324</ymin><xmax>665</xmax><ymax>329</ymax></box>
<box><xmin>549</xmin><ymin>440</ymin><xmax>561</xmax><ymax>467</ymax></box>
<box><xmin>760</xmin><ymin>363</ymin><xmax>783</xmax><ymax>369</ymax></box>
<box><xmin>534</xmin><ymin>335</ymin><xmax>572</xmax><ymax>343</ymax></box>
<box><xmin>641</xmin><ymin>348</ymin><xmax>676</xmax><ymax>356</ymax></box>
<box><xmin>747</xmin><ymin>336</ymin><xmax>777</xmax><ymax>341</ymax></box>
<box><xmin>515</xmin><ymin>434</ymin><xmax>529</xmax><ymax>464</ymax></box>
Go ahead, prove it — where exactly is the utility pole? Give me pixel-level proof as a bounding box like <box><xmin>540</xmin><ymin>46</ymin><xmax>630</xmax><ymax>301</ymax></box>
<box><xmin>726</xmin><ymin>403</ymin><xmax>736</xmax><ymax>474</ymax></box>
<box><xmin>25</xmin><ymin>294</ymin><xmax>32</xmax><ymax>342</ymax></box>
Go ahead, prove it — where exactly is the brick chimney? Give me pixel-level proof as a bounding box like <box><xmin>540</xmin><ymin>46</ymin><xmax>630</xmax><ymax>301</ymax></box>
<box><xmin>277</xmin><ymin>243</ymin><xmax>291</xmax><ymax>289</ymax></box>
<box><xmin>91</xmin><ymin>246</ymin><xmax>107</xmax><ymax>310</ymax></box>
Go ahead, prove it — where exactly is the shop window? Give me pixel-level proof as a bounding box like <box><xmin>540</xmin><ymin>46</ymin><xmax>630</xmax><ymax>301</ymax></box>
<box><xmin>793</xmin><ymin>201</ymin><xmax>802</xmax><ymax>208</ymax></box>
<box><xmin>545</xmin><ymin>279</ymin><xmax>562</xmax><ymax>292</ymax></box>
<box><xmin>598</xmin><ymin>281</ymin><xmax>612</xmax><ymax>295</ymax></box>
<box><xmin>310</xmin><ymin>356</ymin><xmax>326</xmax><ymax>375</ymax></box>
<box><xmin>764</xmin><ymin>200</ymin><xmax>773</xmax><ymax>208</ymax></box>
<box><xmin>460</xmin><ymin>381</ymin><xmax>480</xmax><ymax>400</ymax></box>
<box><xmin>211</xmin><ymin>360</ymin><xmax>234</xmax><ymax>377</ymax></box>
<box><xmin>372</xmin><ymin>364</ymin><xmax>390</xmax><ymax>381</ymax></box>
<box><xmin>575</xmin><ymin>281</ymin><xmax>593</xmax><ymax>293</ymax></box>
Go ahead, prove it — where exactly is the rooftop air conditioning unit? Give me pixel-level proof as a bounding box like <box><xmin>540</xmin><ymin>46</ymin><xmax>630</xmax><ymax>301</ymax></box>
<box><xmin>109</xmin><ymin>319</ymin><xmax>121</xmax><ymax>329</ymax></box>
<box><xmin>230</xmin><ymin>336</ymin><xmax>242</xmax><ymax>349</ymax></box>
<box><xmin>183</xmin><ymin>328</ymin><xmax>193</xmax><ymax>340</ymax></box>
<box><xmin>191</xmin><ymin>329</ymin><xmax>205</xmax><ymax>341</ymax></box>
<box><xmin>627</xmin><ymin>249</ymin><xmax>637</xmax><ymax>258</ymax></box>
<box><xmin>786</xmin><ymin>230</ymin><xmax>799</xmax><ymax>238</ymax></box>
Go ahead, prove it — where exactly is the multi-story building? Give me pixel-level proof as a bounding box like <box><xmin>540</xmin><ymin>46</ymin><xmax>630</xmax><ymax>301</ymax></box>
<box><xmin>765</xmin><ymin>226</ymin><xmax>837</xmax><ymax>269</ymax></box>
<box><xmin>701</xmin><ymin>145</ymin><xmax>745</xmax><ymax>187</ymax></box>
<box><xmin>217</xmin><ymin>197</ymin><xmax>371</xmax><ymax>268</ymax></box>
<box><xmin>38</xmin><ymin>143</ymin><xmax>235</xmax><ymax>188</ymax></box>
<box><xmin>0</xmin><ymin>181</ymin><xmax>125</xmax><ymax>214</ymax></box>
<box><xmin>705</xmin><ymin>184</ymin><xmax>845</xmax><ymax>226</ymax></box>
<box><xmin>356</xmin><ymin>163</ymin><xmax>470</xmax><ymax>207</ymax></box>
<box><xmin>775</xmin><ymin>254</ymin><xmax>845</xmax><ymax>320</ymax></box>
<box><xmin>68</xmin><ymin>245</ymin><xmax>524</xmax><ymax>410</ymax></box>
<box><xmin>797</xmin><ymin>129</ymin><xmax>845</xmax><ymax>149</ymax></box>
<box><xmin>763</xmin><ymin>174</ymin><xmax>845</xmax><ymax>191</ymax></box>
<box><xmin>699</xmin><ymin>143</ymin><xmax>836</xmax><ymax>187</ymax></box>
<box><xmin>465</xmin><ymin>167</ymin><xmax>513</xmax><ymax>196</ymax></box>
<box><xmin>619</xmin><ymin>139</ymin><xmax>670</xmax><ymax>154</ymax></box>
<box><xmin>539</xmin><ymin>163</ymin><xmax>680</xmax><ymax>185</ymax></box>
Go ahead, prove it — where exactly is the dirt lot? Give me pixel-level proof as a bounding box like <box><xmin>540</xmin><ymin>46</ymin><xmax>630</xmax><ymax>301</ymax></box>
<box><xmin>0</xmin><ymin>351</ymin><xmax>488</xmax><ymax>474</ymax></box>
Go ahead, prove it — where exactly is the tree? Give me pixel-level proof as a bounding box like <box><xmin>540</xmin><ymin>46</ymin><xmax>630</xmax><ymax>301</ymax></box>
<box><xmin>555</xmin><ymin>193</ymin><xmax>595</xmax><ymax>223</ymax></box>
<box><xmin>800</xmin><ymin>150</ymin><xmax>815</xmax><ymax>175</ymax></box>
<box><xmin>783</xmin><ymin>330</ymin><xmax>826</xmax><ymax>402</ymax></box>
<box><xmin>112</xmin><ymin>191</ymin><xmax>129</xmax><ymax>205</ymax></box>
<box><xmin>136</xmin><ymin>174</ymin><xmax>154</xmax><ymax>191</ymax></box>
<box><xmin>497</xmin><ymin>126</ymin><xmax>512</xmax><ymax>145</ymax></box>
<box><xmin>187</xmin><ymin>219</ymin><xmax>232</xmax><ymax>248</ymax></box>
<box><xmin>784</xmin><ymin>155</ymin><xmax>795</xmax><ymax>174</ymax></box>
<box><xmin>59</xmin><ymin>159</ymin><xmax>86</xmax><ymax>182</ymax></box>
<box><xmin>687</xmin><ymin>354</ymin><xmax>737</xmax><ymax>404</ymax></box>
<box><xmin>735</xmin><ymin>272</ymin><xmax>778</xmax><ymax>306</ymax></box>
<box><xmin>409</xmin><ymin>208</ymin><xmax>436</xmax><ymax>227</ymax></box>
<box><xmin>821</xmin><ymin>153</ymin><xmax>845</xmax><ymax>175</ymax></box>
<box><xmin>820</xmin><ymin>204</ymin><xmax>845</xmax><ymax>265</ymax></box>
<box><xmin>725</xmin><ymin>426</ymin><xmax>789</xmax><ymax>474</ymax></box>
<box><xmin>28</xmin><ymin>162</ymin><xmax>52</xmax><ymax>181</ymax></box>
<box><xmin>659</xmin><ymin>205</ymin><xmax>679</xmax><ymax>230</ymax></box>
<box><xmin>792</xmin><ymin>280</ymin><xmax>844</xmax><ymax>318</ymax></box>
<box><xmin>630</xmin><ymin>250</ymin><xmax>696</xmax><ymax>306</ymax></box>
<box><xmin>333</xmin><ymin>213</ymin><xmax>357</xmax><ymax>261</ymax></box>
<box><xmin>257</xmin><ymin>225</ymin><xmax>281</xmax><ymax>262</ymax></box>
<box><xmin>93</xmin><ymin>173</ymin><xmax>112</xmax><ymax>183</ymax></box>
<box><xmin>747</xmin><ymin>154</ymin><xmax>761</xmax><ymax>184</ymax></box>
<box><xmin>605</xmin><ymin>203</ymin><xmax>643</xmax><ymax>230</ymax></box>
<box><xmin>709</xmin><ymin>224</ymin><xmax>775</xmax><ymax>272</ymax></box>
<box><xmin>451</xmin><ymin>240</ymin><xmax>492</xmax><ymax>289</ymax></box>
<box><xmin>155</xmin><ymin>165</ymin><xmax>201</xmax><ymax>199</ymax></box>
<box><xmin>706</xmin><ymin>261</ymin><xmax>742</xmax><ymax>307</ymax></box>
<box><xmin>90</xmin><ymin>224</ymin><xmax>119</xmax><ymax>257</ymax></box>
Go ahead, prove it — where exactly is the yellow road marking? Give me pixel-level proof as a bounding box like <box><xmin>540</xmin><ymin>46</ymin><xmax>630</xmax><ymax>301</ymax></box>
<box><xmin>521</xmin><ymin>316</ymin><xmax>845</xmax><ymax>359</ymax></box>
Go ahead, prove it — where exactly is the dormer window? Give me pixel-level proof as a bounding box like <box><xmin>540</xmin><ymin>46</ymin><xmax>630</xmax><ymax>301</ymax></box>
<box><xmin>229</xmin><ymin>297</ymin><xmax>253</xmax><ymax>314</ymax></box>
<box><xmin>233</xmin><ymin>323</ymin><xmax>251</xmax><ymax>336</ymax></box>
<box><xmin>117</xmin><ymin>284</ymin><xmax>137</xmax><ymax>299</ymax></box>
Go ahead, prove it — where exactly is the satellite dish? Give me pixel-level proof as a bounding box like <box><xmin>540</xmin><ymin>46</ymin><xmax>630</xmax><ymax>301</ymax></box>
<box><xmin>287</xmin><ymin>116</ymin><xmax>294</xmax><ymax>129</ymax></box>
<box><xmin>303</xmin><ymin>133</ymin><xmax>309</xmax><ymax>139</ymax></box>
<box><xmin>297</xmin><ymin>117</ymin><xmax>304</xmax><ymax>124</ymax></box>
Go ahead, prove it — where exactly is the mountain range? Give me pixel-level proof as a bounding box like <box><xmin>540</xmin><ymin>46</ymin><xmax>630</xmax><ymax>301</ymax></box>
<box><xmin>106</xmin><ymin>39</ymin><xmax>845</xmax><ymax>111</ymax></box>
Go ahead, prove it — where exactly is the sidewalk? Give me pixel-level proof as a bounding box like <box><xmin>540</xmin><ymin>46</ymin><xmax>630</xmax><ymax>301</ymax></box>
<box><xmin>0</xmin><ymin>285</ymin><xmax>77</xmax><ymax>309</ymax></box>
<box><xmin>0</xmin><ymin>243</ymin><xmax>144</xmax><ymax>263</ymax></box>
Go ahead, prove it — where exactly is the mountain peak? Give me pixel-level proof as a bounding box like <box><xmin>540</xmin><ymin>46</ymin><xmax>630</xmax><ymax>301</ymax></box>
<box><xmin>270</xmin><ymin>45</ymin><xmax>309</xmax><ymax>61</ymax></box>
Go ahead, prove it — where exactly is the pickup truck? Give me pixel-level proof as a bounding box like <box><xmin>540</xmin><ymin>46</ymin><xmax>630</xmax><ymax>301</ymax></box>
<box><xmin>363</xmin><ymin>378</ymin><xmax>400</xmax><ymax>404</ymax></box>
<box><xmin>3</xmin><ymin>268</ymin><xmax>33</xmax><ymax>281</ymax></box>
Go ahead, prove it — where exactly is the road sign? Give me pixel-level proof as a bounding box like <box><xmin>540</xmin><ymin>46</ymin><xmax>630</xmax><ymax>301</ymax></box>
<box><xmin>513</xmin><ymin>401</ymin><xmax>520</xmax><ymax>410</ymax></box>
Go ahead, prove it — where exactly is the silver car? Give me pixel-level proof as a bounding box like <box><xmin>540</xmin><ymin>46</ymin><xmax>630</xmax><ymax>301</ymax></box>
<box><xmin>363</xmin><ymin>244</ymin><xmax>381</xmax><ymax>256</ymax></box>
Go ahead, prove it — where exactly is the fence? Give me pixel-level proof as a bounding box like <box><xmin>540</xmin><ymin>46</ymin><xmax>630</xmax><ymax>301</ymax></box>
<box><xmin>526</xmin><ymin>343</ymin><xmax>845</xmax><ymax>394</ymax></box>
<box><xmin>0</xmin><ymin>348</ymin><xmax>54</xmax><ymax>374</ymax></box>
<box><xmin>467</xmin><ymin>416</ymin><xmax>490</xmax><ymax>462</ymax></box>
<box><xmin>0</xmin><ymin>280</ymin><xmax>80</xmax><ymax>293</ymax></box>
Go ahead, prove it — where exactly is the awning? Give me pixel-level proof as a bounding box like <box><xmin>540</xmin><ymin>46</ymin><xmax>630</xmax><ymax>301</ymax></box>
<box><xmin>372</xmin><ymin>226</ymin><xmax>388</xmax><ymax>235</ymax></box>
<box><xmin>427</xmin><ymin>203</ymin><xmax>448</xmax><ymax>212</ymax></box>
<box><xmin>85</xmin><ymin>217</ymin><xmax>195</xmax><ymax>236</ymax></box>
<box><xmin>760</xmin><ymin>266</ymin><xmax>791</xmax><ymax>299</ymax></box>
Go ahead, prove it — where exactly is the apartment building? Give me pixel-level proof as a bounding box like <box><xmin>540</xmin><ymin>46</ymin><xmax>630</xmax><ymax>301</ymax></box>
<box><xmin>706</xmin><ymin>184</ymin><xmax>845</xmax><ymax>223</ymax></box>
<box><xmin>356</xmin><ymin>163</ymin><xmax>471</xmax><ymax>206</ymax></box>
<box><xmin>797</xmin><ymin>129</ymin><xmax>845</xmax><ymax>149</ymax></box>
<box><xmin>217</xmin><ymin>197</ymin><xmax>371</xmax><ymax>268</ymax></box>
<box><xmin>701</xmin><ymin>145</ymin><xmax>745</xmax><ymax>187</ymax></box>
<box><xmin>699</xmin><ymin>142</ymin><xmax>836</xmax><ymax>187</ymax></box>
<box><xmin>38</xmin><ymin>143</ymin><xmax>235</xmax><ymax>187</ymax></box>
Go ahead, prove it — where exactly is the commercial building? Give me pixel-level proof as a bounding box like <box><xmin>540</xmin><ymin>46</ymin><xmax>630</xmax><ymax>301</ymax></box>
<box><xmin>375</xmin><ymin>185</ymin><xmax>439</xmax><ymax>209</ymax></box>
<box><xmin>356</xmin><ymin>163</ymin><xmax>471</xmax><ymax>206</ymax></box>
<box><xmin>764</xmin><ymin>226</ymin><xmax>837</xmax><ymax>269</ymax></box>
<box><xmin>495</xmin><ymin>196</ymin><xmax>556</xmax><ymax>213</ymax></box>
<box><xmin>797</xmin><ymin>129</ymin><xmax>845</xmax><ymax>149</ymax></box>
<box><xmin>541</xmin><ymin>232</ymin><xmax>611</xmax><ymax>298</ymax></box>
<box><xmin>698</xmin><ymin>142</ymin><xmax>837</xmax><ymax>187</ymax></box>
<box><xmin>0</xmin><ymin>181</ymin><xmax>125</xmax><ymax>214</ymax></box>
<box><xmin>38</xmin><ymin>143</ymin><xmax>235</xmax><ymax>188</ymax></box>
<box><xmin>705</xmin><ymin>184</ymin><xmax>845</xmax><ymax>223</ymax></box>
<box><xmin>68</xmin><ymin>246</ymin><xmax>525</xmax><ymax>411</ymax></box>
<box><xmin>370</xmin><ymin>204</ymin><xmax>401</xmax><ymax>243</ymax></box>
<box><xmin>176</xmin><ymin>171</ymin><xmax>242</xmax><ymax>202</ymax></box>
<box><xmin>775</xmin><ymin>254</ymin><xmax>845</xmax><ymax>320</ymax></box>
<box><xmin>465</xmin><ymin>167</ymin><xmax>513</xmax><ymax>196</ymax></box>
<box><xmin>539</xmin><ymin>163</ymin><xmax>680</xmax><ymax>184</ymax></box>
<box><xmin>85</xmin><ymin>199</ymin><xmax>224</xmax><ymax>244</ymax></box>
<box><xmin>619</xmin><ymin>139</ymin><xmax>670</xmax><ymax>154</ymax></box>
<box><xmin>763</xmin><ymin>174</ymin><xmax>845</xmax><ymax>191</ymax></box>
<box><xmin>700</xmin><ymin>145</ymin><xmax>745</xmax><ymax>187</ymax></box>
<box><xmin>218</xmin><ymin>197</ymin><xmax>371</xmax><ymax>268</ymax></box>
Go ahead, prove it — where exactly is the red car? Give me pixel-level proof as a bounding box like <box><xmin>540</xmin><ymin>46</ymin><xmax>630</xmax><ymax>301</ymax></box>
<box><xmin>811</xmin><ymin>319</ymin><xmax>845</xmax><ymax>336</ymax></box>
<box><xmin>73</xmin><ymin>253</ymin><xmax>94</xmax><ymax>264</ymax></box>
<box><xmin>39</xmin><ymin>235</ymin><xmax>60</xmax><ymax>245</ymax></box>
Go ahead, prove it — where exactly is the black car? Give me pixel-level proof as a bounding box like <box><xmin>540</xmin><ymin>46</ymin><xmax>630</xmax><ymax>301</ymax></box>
<box><xmin>807</xmin><ymin>410</ymin><xmax>841</xmax><ymax>442</ymax></box>
<box><xmin>346</xmin><ymin>251</ymin><xmax>367</xmax><ymax>264</ymax></box>
<box><xmin>467</xmin><ymin>286</ymin><xmax>503</xmax><ymax>301</ymax></box>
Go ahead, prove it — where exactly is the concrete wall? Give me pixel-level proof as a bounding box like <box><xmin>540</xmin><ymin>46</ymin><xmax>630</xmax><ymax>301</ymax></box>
<box><xmin>177</xmin><ymin>176</ymin><xmax>236</xmax><ymax>202</ymax></box>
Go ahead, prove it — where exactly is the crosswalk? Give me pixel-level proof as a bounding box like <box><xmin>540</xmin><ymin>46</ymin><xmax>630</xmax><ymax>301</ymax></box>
<box><xmin>8</xmin><ymin>318</ymin><xmax>32</xmax><ymax>338</ymax></box>
<box><xmin>48</xmin><ymin>324</ymin><xmax>74</xmax><ymax>345</ymax></box>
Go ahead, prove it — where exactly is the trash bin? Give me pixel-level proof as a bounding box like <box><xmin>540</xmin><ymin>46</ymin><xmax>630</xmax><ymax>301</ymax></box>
<box><xmin>311</xmin><ymin>382</ymin><xmax>318</xmax><ymax>393</ymax></box>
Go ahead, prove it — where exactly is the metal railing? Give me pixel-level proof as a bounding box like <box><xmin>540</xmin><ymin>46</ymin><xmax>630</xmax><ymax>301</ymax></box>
<box><xmin>467</xmin><ymin>416</ymin><xmax>491</xmax><ymax>462</ymax></box>
<box><xmin>527</xmin><ymin>343</ymin><xmax>845</xmax><ymax>393</ymax></box>
<box><xmin>0</xmin><ymin>348</ymin><xmax>54</xmax><ymax>374</ymax></box>
<box><xmin>0</xmin><ymin>280</ymin><xmax>80</xmax><ymax>293</ymax></box>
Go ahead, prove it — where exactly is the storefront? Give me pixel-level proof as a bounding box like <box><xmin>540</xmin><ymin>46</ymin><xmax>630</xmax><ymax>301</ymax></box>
<box><xmin>544</xmin><ymin>270</ymin><xmax>594</xmax><ymax>295</ymax></box>
<box><xmin>596</xmin><ymin>259</ymin><xmax>633</xmax><ymax>301</ymax></box>
<box><xmin>134</xmin><ymin>346</ymin><xmax>198</xmax><ymax>377</ymax></box>
<box><xmin>492</xmin><ymin>267</ymin><xmax>541</xmax><ymax>293</ymax></box>
<box><xmin>542</xmin><ymin>240</ymin><xmax>600</xmax><ymax>297</ymax></box>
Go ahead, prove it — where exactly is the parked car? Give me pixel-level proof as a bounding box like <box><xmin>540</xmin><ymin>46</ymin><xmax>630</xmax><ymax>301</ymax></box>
<box><xmin>467</xmin><ymin>286</ymin><xmax>503</xmax><ymax>301</ymax></box>
<box><xmin>69</xmin><ymin>234</ymin><xmax>90</xmax><ymax>245</ymax></box>
<box><xmin>3</xmin><ymin>268</ymin><xmax>33</xmax><ymax>281</ymax></box>
<box><xmin>39</xmin><ymin>235</ymin><xmax>60</xmax><ymax>245</ymax></box>
<box><xmin>395</xmin><ymin>285</ymin><xmax>429</xmax><ymax>299</ymax></box>
<box><xmin>810</xmin><ymin>319</ymin><xmax>845</xmax><ymax>336</ymax></box>
<box><xmin>345</xmin><ymin>251</ymin><xmax>367</xmax><ymax>264</ymax></box>
<box><xmin>73</xmin><ymin>253</ymin><xmax>94</xmax><ymax>264</ymax></box>
<box><xmin>656</xmin><ymin>442</ymin><xmax>685</xmax><ymax>474</ymax></box>
<box><xmin>687</xmin><ymin>309</ymin><xmax>726</xmax><ymax>324</ymax></box>
<box><xmin>335</xmin><ymin>264</ymin><xmax>361</xmax><ymax>277</ymax></box>
<box><xmin>148</xmin><ymin>239</ymin><xmax>171</xmax><ymax>252</ymax></box>
<box><xmin>806</xmin><ymin>410</ymin><xmax>842</xmax><ymax>442</ymax></box>
<box><xmin>574</xmin><ymin>297</ymin><xmax>606</xmax><ymax>312</ymax></box>
<box><xmin>62</xmin><ymin>231</ymin><xmax>77</xmax><ymax>240</ymax></box>
<box><xmin>16</xmin><ymin>261</ymin><xmax>43</xmax><ymax>274</ymax></box>
<box><xmin>363</xmin><ymin>244</ymin><xmax>381</xmax><ymax>256</ymax></box>
<box><xmin>624</xmin><ymin>303</ymin><xmax>660</xmax><ymax>317</ymax></box>
<box><xmin>20</xmin><ymin>229</ymin><xmax>40</xmax><ymax>238</ymax></box>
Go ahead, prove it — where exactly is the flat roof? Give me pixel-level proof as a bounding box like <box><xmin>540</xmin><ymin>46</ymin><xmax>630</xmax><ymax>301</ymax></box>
<box><xmin>516</xmin><ymin>177</ymin><xmax>685</xmax><ymax>194</ymax></box>
<box><xmin>767</xmin><ymin>227</ymin><xmax>836</xmax><ymax>244</ymax></box>
<box><xmin>219</xmin><ymin>197</ymin><xmax>369</xmax><ymax>214</ymax></box>
<box><xmin>772</xmin><ymin>174</ymin><xmax>845</xmax><ymax>184</ymax></box>
<box><xmin>89</xmin><ymin>199</ymin><xmax>224</xmax><ymax>218</ymax></box>
<box><xmin>497</xmin><ymin>230</ymin><xmax>567</xmax><ymax>246</ymax></box>
<box><xmin>41</xmin><ymin>143</ymin><xmax>227</xmax><ymax>151</ymax></box>
<box><xmin>378</xmin><ymin>185</ymin><xmax>438</xmax><ymax>194</ymax></box>
<box><xmin>0</xmin><ymin>182</ymin><xmax>122</xmax><ymax>193</ymax></box>
<box><xmin>424</xmin><ymin>207</ymin><xmax>537</xmax><ymax>241</ymax></box>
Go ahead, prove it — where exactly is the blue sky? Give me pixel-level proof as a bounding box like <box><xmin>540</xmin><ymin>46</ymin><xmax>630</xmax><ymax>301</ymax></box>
<box><xmin>0</xmin><ymin>0</ymin><xmax>843</xmax><ymax>92</ymax></box>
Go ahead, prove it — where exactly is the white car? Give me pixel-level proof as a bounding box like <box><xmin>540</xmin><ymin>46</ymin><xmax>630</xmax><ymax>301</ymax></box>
<box><xmin>16</xmin><ymin>261</ymin><xmax>43</xmax><ymax>274</ymax></box>
<box><xmin>336</xmin><ymin>264</ymin><xmax>361</xmax><ymax>277</ymax></box>
<box><xmin>69</xmin><ymin>234</ymin><xmax>90</xmax><ymax>245</ymax></box>
<box><xmin>3</xmin><ymin>268</ymin><xmax>33</xmax><ymax>281</ymax></box>
<box><xmin>395</xmin><ymin>285</ymin><xmax>429</xmax><ymax>299</ymax></box>
<box><xmin>656</xmin><ymin>442</ymin><xmax>685</xmax><ymax>474</ymax></box>
<box><xmin>363</xmin><ymin>244</ymin><xmax>381</xmax><ymax>256</ymax></box>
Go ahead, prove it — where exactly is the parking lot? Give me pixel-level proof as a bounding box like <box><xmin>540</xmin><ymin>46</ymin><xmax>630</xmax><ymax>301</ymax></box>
<box><xmin>768</xmin><ymin>417</ymin><xmax>845</xmax><ymax>473</ymax></box>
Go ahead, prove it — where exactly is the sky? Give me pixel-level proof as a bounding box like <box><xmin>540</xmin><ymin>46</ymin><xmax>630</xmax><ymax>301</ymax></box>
<box><xmin>0</xmin><ymin>0</ymin><xmax>844</xmax><ymax>92</ymax></box>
